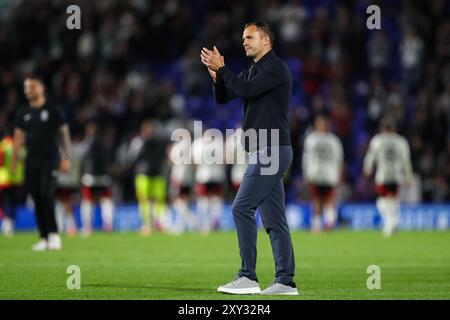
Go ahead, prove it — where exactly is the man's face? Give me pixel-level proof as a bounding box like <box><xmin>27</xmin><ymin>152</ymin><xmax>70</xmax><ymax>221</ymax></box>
<box><xmin>24</xmin><ymin>79</ymin><xmax>45</xmax><ymax>101</ymax></box>
<box><xmin>242</xmin><ymin>25</ymin><xmax>268</xmax><ymax>59</ymax></box>
<box><xmin>315</xmin><ymin>118</ymin><xmax>328</xmax><ymax>132</ymax></box>
<box><xmin>141</xmin><ymin>122</ymin><xmax>154</xmax><ymax>138</ymax></box>
<box><xmin>85</xmin><ymin>122</ymin><xmax>97</xmax><ymax>137</ymax></box>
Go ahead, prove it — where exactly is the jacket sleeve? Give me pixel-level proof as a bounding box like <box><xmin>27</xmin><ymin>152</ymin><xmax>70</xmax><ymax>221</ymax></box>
<box><xmin>212</xmin><ymin>77</ymin><xmax>237</xmax><ymax>104</ymax></box>
<box><xmin>217</xmin><ymin>62</ymin><xmax>287</xmax><ymax>99</ymax></box>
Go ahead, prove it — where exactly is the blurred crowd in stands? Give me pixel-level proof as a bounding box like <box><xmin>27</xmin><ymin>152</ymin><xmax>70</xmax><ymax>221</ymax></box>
<box><xmin>0</xmin><ymin>0</ymin><xmax>449</xmax><ymax>203</ymax></box>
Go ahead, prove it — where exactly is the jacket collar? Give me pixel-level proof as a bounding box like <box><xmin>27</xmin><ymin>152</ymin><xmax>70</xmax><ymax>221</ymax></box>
<box><xmin>252</xmin><ymin>50</ymin><xmax>275</xmax><ymax>68</ymax></box>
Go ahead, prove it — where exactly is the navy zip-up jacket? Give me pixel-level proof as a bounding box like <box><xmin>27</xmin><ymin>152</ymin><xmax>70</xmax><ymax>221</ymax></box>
<box><xmin>213</xmin><ymin>50</ymin><xmax>292</xmax><ymax>152</ymax></box>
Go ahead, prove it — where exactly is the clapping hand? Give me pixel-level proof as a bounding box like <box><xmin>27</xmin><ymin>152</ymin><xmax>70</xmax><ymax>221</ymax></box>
<box><xmin>200</xmin><ymin>46</ymin><xmax>225</xmax><ymax>82</ymax></box>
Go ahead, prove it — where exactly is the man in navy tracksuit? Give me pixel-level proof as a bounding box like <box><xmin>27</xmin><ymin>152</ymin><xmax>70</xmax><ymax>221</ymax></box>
<box><xmin>201</xmin><ymin>21</ymin><xmax>298</xmax><ymax>295</ymax></box>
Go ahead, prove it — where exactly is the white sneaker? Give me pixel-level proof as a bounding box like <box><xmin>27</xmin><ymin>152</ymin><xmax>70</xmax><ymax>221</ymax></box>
<box><xmin>217</xmin><ymin>276</ymin><xmax>261</xmax><ymax>295</ymax></box>
<box><xmin>47</xmin><ymin>233</ymin><xmax>62</xmax><ymax>251</ymax></box>
<box><xmin>261</xmin><ymin>282</ymin><xmax>299</xmax><ymax>296</ymax></box>
<box><xmin>32</xmin><ymin>239</ymin><xmax>48</xmax><ymax>251</ymax></box>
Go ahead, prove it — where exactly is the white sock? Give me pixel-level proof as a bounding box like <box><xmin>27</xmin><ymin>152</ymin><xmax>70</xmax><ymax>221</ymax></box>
<box><xmin>311</xmin><ymin>215</ymin><xmax>322</xmax><ymax>231</ymax></box>
<box><xmin>148</xmin><ymin>201</ymin><xmax>157</xmax><ymax>228</ymax></box>
<box><xmin>173</xmin><ymin>198</ymin><xmax>192</xmax><ymax>231</ymax></box>
<box><xmin>81</xmin><ymin>200</ymin><xmax>93</xmax><ymax>232</ymax></box>
<box><xmin>324</xmin><ymin>206</ymin><xmax>337</xmax><ymax>227</ymax></box>
<box><xmin>65</xmin><ymin>213</ymin><xmax>76</xmax><ymax>231</ymax></box>
<box><xmin>376</xmin><ymin>197</ymin><xmax>387</xmax><ymax>233</ymax></box>
<box><xmin>385</xmin><ymin>197</ymin><xmax>400</xmax><ymax>234</ymax></box>
<box><xmin>2</xmin><ymin>217</ymin><xmax>14</xmax><ymax>235</ymax></box>
<box><xmin>377</xmin><ymin>197</ymin><xmax>396</xmax><ymax>236</ymax></box>
<box><xmin>55</xmin><ymin>201</ymin><xmax>65</xmax><ymax>233</ymax></box>
<box><xmin>210</xmin><ymin>196</ymin><xmax>223</xmax><ymax>230</ymax></box>
<box><xmin>100</xmin><ymin>198</ymin><xmax>114</xmax><ymax>229</ymax></box>
<box><xmin>196</xmin><ymin>196</ymin><xmax>210</xmax><ymax>232</ymax></box>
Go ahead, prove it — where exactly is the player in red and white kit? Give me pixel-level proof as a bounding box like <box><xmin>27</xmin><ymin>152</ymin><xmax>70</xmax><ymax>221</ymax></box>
<box><xmin>79</xmin><ymin>122</ymin><xmax>115</xmax><ymax>236</ymax></box>
<box><xmin>363</xmin><ymin>118</ymin><xmax>413</xmax><ymax>237</ymax></box>
<box><xmin>168</xmin><ymin>134</ymin><xmax>195</xmax><ymax>233</ymax></box>
<box><xmin>55</xmin><ymin>133</ymin><xmax>86</xmax><ymax>236</ymax></box>
<box><xmin>192</xmin><ymin>132</ymin><xmax>226</xmax><ymax>234</ymax></box>
<box><xmin>225</xmin><ymin>129</ymin><xmax>248</xmax><ymax>197</ymax></box>
<box><xmin>303</xmin><ymin>115</ymin><xmax>343</xmax><ymax>232</ymax></box>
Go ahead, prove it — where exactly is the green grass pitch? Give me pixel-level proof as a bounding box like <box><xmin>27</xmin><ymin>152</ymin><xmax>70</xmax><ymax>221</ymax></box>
<box><xmin>1</xmin><ymin>230</ymin><xmax>449</xmax><ymax>299</ymax></box>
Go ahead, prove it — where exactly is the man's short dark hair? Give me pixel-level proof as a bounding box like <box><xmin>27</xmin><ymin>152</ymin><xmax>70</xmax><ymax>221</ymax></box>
<box><xmin>244</xmin><ymin>21</ymin><xmax>274</xmax><ymax>47</ymax></box>
<box><xmin>315</xmin><ymin>112</ymin><xmax>330</xmax><ymax>122</ymax></box>
<box><xmin>25</xmin><ymin>75</ymin><xmax>46</xmax><ymax>87</ymax></box>
<box><xmin>379</xmin><ymin>117</ymin><xmax>397</xmax><ymax>131</ymax></box>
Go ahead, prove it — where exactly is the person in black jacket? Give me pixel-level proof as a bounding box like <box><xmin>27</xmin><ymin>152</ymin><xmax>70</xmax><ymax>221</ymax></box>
<box><xmin>200</xmin><ymin>21</ymin><xmax>299</xmax><ymax>295</ymax></box>
<box><xmin>12</xmin><ymin>77</ymin><xmax>71</xmax><ymax>251</ymax></box>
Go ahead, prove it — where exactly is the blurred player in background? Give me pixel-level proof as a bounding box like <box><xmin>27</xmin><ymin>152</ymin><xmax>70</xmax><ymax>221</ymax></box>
<box><xmin>80</xmin><ymin>121</ymin><xmax>114</xmax><ymax>236</ymax></box>
<box><xmin>364</xmin><ymin>117</ymin><xmax>413</xmax><ymax>237</ymax></box>
<box><xmin>168</xmin><ymin>131</ymin><xmax>195</xmax><ymax>233</ymax></box>
<box><xmin>303</xmin><ymin>114</ymin><xmax>344</xmax><ymax>232</ymax></box>
<box><xmin>55</xmin><ymin>132</ymin><xmax>85</xmax><ymax>236</ymax></box>
<box><xmin>12</xmin><ymin>77</ymin><xmax>71</xmax><ymax>251</ymax></box>
<box><xmin>129</xmin><ymin>120</ymin><xmax>169</xmax><ymax>235</ymax></box>
<box><xmin>0</xmin><ymin>127</ymin><xmax>26</xmax><ymax>237</ymax></box>
<box><xmin>192</xmin><ymin>131</ymin><xmax>226</xmax><ymax>234</ymax></box>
